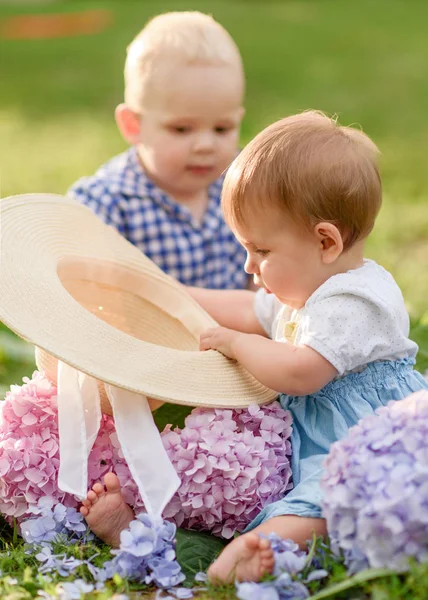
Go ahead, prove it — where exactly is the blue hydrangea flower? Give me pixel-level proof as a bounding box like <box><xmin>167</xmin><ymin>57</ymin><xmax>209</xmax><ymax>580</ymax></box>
<box><xmin>237</xmin><ymin>582</ymin><xmax>281</xmax><ymax>600</ymax></box>
<box><xmin>104</xmin><ymin>513</ymin><xmax>185</xmax><ymax>589</ymax></box>
<box><xmin>58</xmin><ymin>579</ymin><xmax>94</xmax><ymax>599</ymax></box>
<box><xmin>146</xmin><ymin>556</ymin><xmax>185</xmax><ymax>588</ymax></box>
<box><xmin>21</xmin><ymin>515</ymin><xmax>57</xmax><ymax>544</ymax></box>
<box><xmin>321</xmin><ymin>390</ymin><xmax>428</xmax><ymax>572</ymax></box>
<box><xmin>119</xmin><ymin>519</ymin><xmax>158</xmax><ymax>557</ymax></box>
<box><xmin>21</xmin><ymin>500</ymin><xmax>91</xmax><ymax>545</ymax></box>
<box><xmin>155</xmin><ymin>587</ymin><xmax>194</xmax><ymax>599</ymax></box>
<box><xmin>22</xmin><ymin>499</ymin><xmax>189</xmax><ymax>596</ymax></box>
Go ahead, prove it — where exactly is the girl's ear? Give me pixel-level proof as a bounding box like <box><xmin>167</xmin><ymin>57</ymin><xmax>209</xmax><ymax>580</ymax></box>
<box><xmin>115</xmin><ymin>104</ymin><xmax>142</xmax><ymax>145</ymax></box>
<box><xmin>314</xmin><ymin>222</ymin><xmax>344</xmax><ymax>264</ymax></box>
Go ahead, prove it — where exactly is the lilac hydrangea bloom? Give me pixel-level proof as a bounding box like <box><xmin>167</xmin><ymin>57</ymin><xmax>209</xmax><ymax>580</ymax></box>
<box><xmin>170</xmin><ymin>588</ymin><xmax>194</xmax><ymax>599</ymax></box>
<box><xmin>237</xmin><ymin>582</ymin><xmax>281</xmax><ymax>600</ymax></box>
<box><xmin>58</xmin><ymin>579</ymin><xmax>94</xmax><ymax>599</ymax></box>
<box><xmin>120</xmin><ymin>519</ymin><xmax>158</xmax><ymax>557</ymax></box>
<box><xmin>20</xmin><ymin>498</ymin><xmax>91</xmax><ymax>545</ymax></box>
<box><xmin>146</xmin><ymin>557</ymin><xmax>185</xmax><ymax>588</ymax></box>
<box><xmin>23</xmin><ymin>501</ymin><xmax>187</xmax><ymax>594</ymax></box>
<box><xmin>35</xmin><ymin>546</ymin><xmax>83</xmax><ymax>576</ymax></box>
<box><xmin>21</xmin><ymin>515</ymin><xmax>57</xmax><ymax>544</ymax></box>
<box><xmin>104</xmin><ymin>512</ymin><xmax>185</xmax><ymax>589</ymax></box>
<box><xmin>267</xmin><ymin>536</ymin><xmax>307</xmax><ymax>577</ymax></box>
<box><xmin>321</xmin><ymin>390</ymin><xmax>428</xmax><ymax>572</ymax></box>
<box><xmin>237</xmin><ymin>578</ymin><xmax>309</xmax><ymax>600</ymax></box>
<box><xmin>155</xmin><ymin>588</ymin><xmax>194</xmax><ymax>599</ymax></box>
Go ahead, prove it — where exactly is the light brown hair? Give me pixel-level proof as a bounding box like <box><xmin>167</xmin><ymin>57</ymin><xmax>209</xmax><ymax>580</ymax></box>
<box><xmin>222</xmin><ymin>111</ymin><xmax>382</xmax><ymax>251</ymax></box>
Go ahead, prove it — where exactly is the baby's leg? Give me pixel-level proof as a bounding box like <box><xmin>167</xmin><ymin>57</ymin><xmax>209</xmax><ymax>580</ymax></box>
<box><xmin>208</xmin><ymin>515</ymin><xmax>326</xmax><ymax>584</ymax></box>
<box><xmin>80</xmin><ymin>472</ymin><xmax>135</xmax><ymax>547</ymax></box>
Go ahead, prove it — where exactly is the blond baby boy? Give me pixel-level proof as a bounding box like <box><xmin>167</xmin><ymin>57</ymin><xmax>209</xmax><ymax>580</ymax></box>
<box><xmin>68</xmin><ymin>12</ymin><xmax>248</xmax><ymax>289</ymax></box>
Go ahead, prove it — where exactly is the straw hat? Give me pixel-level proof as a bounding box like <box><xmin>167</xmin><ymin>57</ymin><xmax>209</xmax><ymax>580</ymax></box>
<box><xmin>0</xmin><ymin>194</ymin><xmax>277</xmax><ymax>414</ymax></box>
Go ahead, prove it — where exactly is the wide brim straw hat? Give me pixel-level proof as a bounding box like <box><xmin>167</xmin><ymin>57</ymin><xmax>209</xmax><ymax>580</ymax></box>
<box><xmin>0</xmin><ymin>194</ymin><xmax>277</xmax><ymax>414</ymax></box>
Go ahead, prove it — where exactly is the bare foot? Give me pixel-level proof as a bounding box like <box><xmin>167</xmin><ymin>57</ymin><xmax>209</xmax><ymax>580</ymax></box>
<box><xmin>208</xmin><ymin>532</ymin><xmax>275</xmax><ymax>584</ymax></box>
<box><xmin>80</xmin><ymin>472</ymin><xmax>135</xmax><ymax>547</ymax></box>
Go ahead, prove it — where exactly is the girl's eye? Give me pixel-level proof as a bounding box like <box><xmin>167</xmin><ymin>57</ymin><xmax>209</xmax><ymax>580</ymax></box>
<box><xmin>255</xmin><ymin>249</ymin><xmax>270</xmax><ymax>257</ymax></box>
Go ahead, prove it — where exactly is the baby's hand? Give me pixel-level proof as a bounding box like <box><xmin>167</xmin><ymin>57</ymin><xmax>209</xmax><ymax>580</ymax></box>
<box><xmin>199</xmin><ymin>326</ymin><xmax>241</xmax><ymax>360</ymax></box>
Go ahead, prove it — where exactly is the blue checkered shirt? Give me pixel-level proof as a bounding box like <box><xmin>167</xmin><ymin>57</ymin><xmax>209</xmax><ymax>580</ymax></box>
<box><xmin>67</xmin><ymin>148</ymin><xmax>248</xmax><ymax>288</ymax></box>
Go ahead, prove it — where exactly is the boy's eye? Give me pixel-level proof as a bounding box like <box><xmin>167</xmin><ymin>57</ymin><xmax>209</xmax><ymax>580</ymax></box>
<box><xmin>170</xmin><ymin>126</ymin><xmax>191</xmax><ymax>134</ymax></box>
<box><xmin>255</xmin><ymin>249</ymin><xmax>270</xmax><ymax>257</ymax></box>
<box><xmin>214</xmin><ymin>126</ymin><xmax>231</xmax><ymax>134</ymax></box>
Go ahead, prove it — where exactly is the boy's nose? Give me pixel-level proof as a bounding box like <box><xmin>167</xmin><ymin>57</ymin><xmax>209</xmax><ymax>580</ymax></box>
<box><xmin>193</xmin><ymin>131</ymin><xmax>215</xmax><ymax>152</ymax></box>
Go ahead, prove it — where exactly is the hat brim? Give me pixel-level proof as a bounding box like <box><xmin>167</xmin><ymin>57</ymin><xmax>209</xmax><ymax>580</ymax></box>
<box><xmin>0</xmin><ymin>194</ymin><xmax>277</xmax><ymax>408</ymax></box>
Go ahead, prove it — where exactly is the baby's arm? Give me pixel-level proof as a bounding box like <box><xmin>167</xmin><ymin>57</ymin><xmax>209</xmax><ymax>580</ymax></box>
<box><xmin>200</xmin><ymin>328</ymin><xmax>337</xmax><ymax>396</ymax></box>
<box><xmin>188</xmin><ymin>287</ymin><xmax>266</xmax><ymax>335</ymax></box>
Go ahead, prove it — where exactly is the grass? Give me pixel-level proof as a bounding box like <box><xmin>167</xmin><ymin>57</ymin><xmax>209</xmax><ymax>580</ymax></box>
<box><xmin>2</xmin><ymin>517</ymin><xmax>428</xmax><ymax>600</ymax></box>
<box><xmin>0</xmin><ymin>0</ymin><xmax>428</xmax><ymax>598</ymax></box>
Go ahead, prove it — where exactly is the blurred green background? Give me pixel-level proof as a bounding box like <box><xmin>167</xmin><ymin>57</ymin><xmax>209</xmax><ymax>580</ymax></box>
<box><xmin>0</xmin><ymin>0</ymin><xmax>427</xmax><ymax>394</ymax></box>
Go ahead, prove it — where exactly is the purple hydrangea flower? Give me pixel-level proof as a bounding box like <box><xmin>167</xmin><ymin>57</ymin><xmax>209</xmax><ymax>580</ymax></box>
<box><xmin>119</xmin><ymin>519</ymin><xmax>158</xmax><ymax>557</ymax></box>
<box><xmin>20</xmin><ymin>499</ymin><xmax>91</xmax><ymax>545</ymax></box>
<box><xmin>21</xmin><ymin>515</ymin><xmax>57</xmax><ymax>544</ymax></box>
<box><xmin>105</xmin><ymin>513</ymin><xmax>185</xmax><ymax>589</ymax></box>
<box><xmin>58</xmin><ymin>579</ymin><xmax>94</xmax><ymax>599</ymax></box>
<box><xmin>237</xmin><ymin>582</ymin><xmax>281</xmax><ymax>600</ymax></box>
<box><xmin>266</xmin><ymin>536</ymin><xmax>307</xmax><ymax>577</ymax></box>
<box><xmin>170</xmin><ymin>588</ymin><xmax>194</xmax><ymax>599</ymax></box>
<box><xmin>146</xmin><ymin>557</ymin><xmax>185</xmax><ymax>588</ymax></box>
<box><xmin>22</xmin><ymin>500</ymin><xmax>186</xmax><ymax>593</ymax></box>
<box><xmin>35</xmin><ymin>546</ymin><xmax>83</xmax><ymax>576</ymax></box>
<box><xmin>321</xmin><ymin>390</ymin><xmax>428</xmax><ymax>572</ymax></box>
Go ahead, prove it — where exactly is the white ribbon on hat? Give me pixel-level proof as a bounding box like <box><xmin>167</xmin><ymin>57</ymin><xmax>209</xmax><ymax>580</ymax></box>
<box><xmin>57</xmin><ymin>361</ymin><xmax>180</xmax><ymax>519</ymax></box>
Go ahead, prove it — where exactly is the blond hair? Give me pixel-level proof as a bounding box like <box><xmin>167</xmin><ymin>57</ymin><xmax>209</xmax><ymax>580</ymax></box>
<box><xmin>223</xmin><ymin>111</ymin><xmax>382</xmax><ymax>251</ymax></box>
<box><xmin>124</xmin><ymin>11</ymin><xmax>244</xmax><ymax>112</ymax></box>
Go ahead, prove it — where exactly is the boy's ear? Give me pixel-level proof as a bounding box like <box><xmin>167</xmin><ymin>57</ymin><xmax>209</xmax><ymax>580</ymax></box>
<box><xmin>115</xmin><ymin>104</ymin><xmax>142</xmax><ymax>145</ymax></box>
<box><xmin>314</xmin><ymin>222</ymin><xmax>344</xmax><ymax>264</ymax></box>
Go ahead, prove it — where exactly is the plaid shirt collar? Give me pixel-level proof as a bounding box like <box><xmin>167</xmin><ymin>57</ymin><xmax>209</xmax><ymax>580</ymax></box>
<box><xmin>114</xmin><ymin>147</ymin><xmax>224</xmax><ymax>229</ymax></box>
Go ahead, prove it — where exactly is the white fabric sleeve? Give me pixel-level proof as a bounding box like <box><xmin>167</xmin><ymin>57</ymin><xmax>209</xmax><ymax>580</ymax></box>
<box><xmin>298</xmin><ymin>293</ymin><xmax>407</xmax><ymax>375</ymax></box>
<box><xmin>254</xmin><ymin>289</ymin><xmax>283</xmax><ymax>338</ymax></box>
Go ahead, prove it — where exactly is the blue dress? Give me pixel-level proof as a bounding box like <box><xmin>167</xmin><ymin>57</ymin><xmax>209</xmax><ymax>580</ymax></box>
<box><xmin>245</xmin><ymin>358</ymin><xmax>428</xmax><ymax>530</ymax></box>
<box><xmin>247</xmin><ymin>262</ymin><xmax>428</xmax><ymax>530</ymax></box>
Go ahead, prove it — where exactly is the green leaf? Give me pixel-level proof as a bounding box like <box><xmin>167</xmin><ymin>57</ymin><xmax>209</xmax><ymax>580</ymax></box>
<box><xmin>176</xmin><ymin>528</ymin><xmax>227</xmax><ymax>586</ymax></box>
<box><xmin>310</xmin><ymin>567</ymin><xmax>395</xmax><ymax>600</ymax></box>
<box><xmin>152</xmin><ymin>402</ymin><xmax>193</xmax><ymax>431</ymax></box>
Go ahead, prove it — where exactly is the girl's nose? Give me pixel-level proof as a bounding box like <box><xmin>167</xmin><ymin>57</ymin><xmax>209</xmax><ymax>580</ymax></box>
<box><xmin>244</xmin><ymin>253</ymin><xmax>258</xmax><ymax>275</ymax></box>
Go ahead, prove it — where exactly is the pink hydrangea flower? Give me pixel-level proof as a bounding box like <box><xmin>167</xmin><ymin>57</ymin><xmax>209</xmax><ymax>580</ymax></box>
<box><xmin>0</xmin><ymin>372</ymin><xmax>293</xmax><ymax>538</ymax></box>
